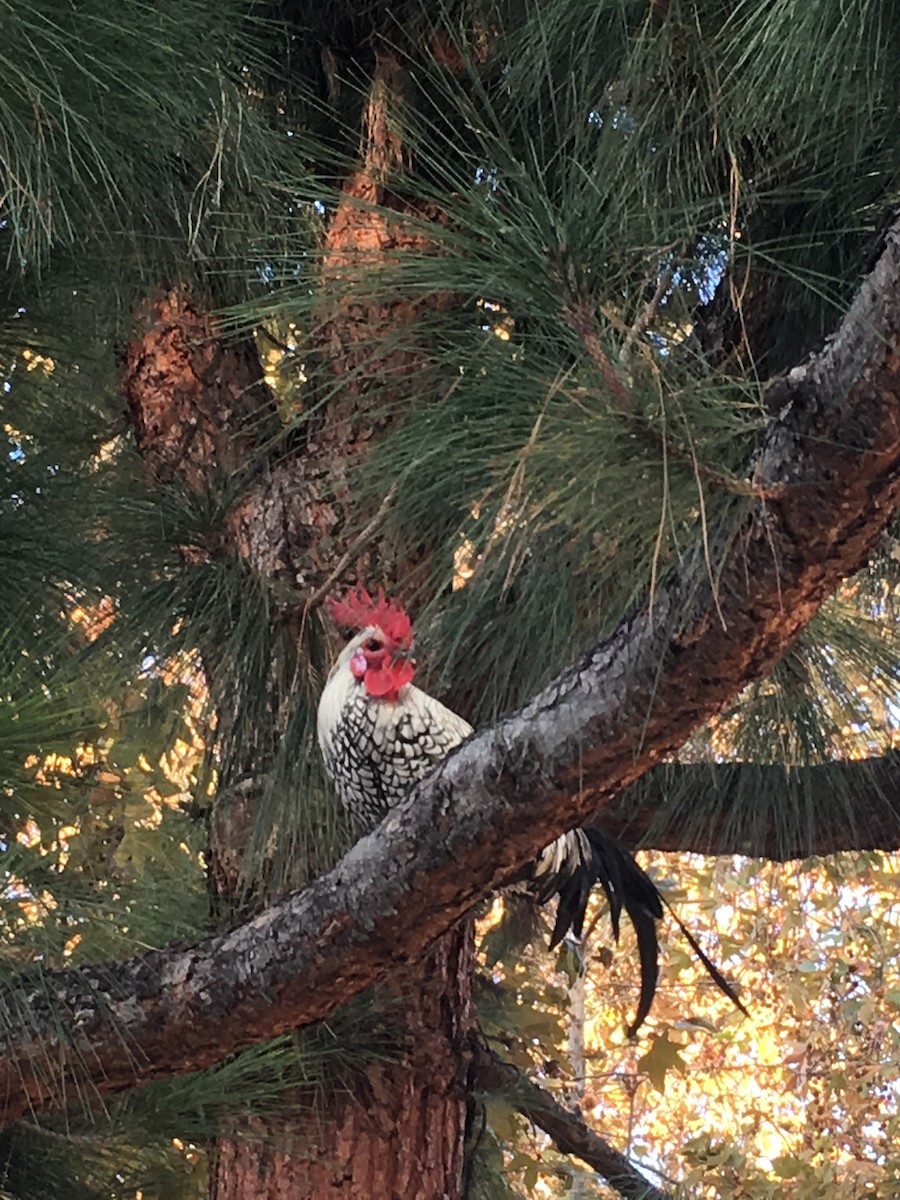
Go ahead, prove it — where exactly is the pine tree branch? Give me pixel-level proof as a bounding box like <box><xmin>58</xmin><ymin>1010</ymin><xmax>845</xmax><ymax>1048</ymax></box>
<box><xmin>602</xmin><ymin>754</ymin><xmax>900</xmax><ymax>859</ymax></box>
<box><xmin>2</xmin><ymin>219</ymin><xmax>900</xmax><ymax>1123</ymax></box>
<box><xmin>469</xmin><ymin>1042</ymin><xmax>673</xmax><ymax>1200</ymax></box>
<box><xmin>561</xmin><ymin>296</ymin><xmax>634</xmax><ymax>412</ymax></box>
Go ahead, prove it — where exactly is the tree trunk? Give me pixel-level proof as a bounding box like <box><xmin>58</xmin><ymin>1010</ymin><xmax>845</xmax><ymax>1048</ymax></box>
<box><xmin>122</xmin><ymin>49</ymin><xmax>474</xmax><ymax>1196</ymax></box>
<box><xmin>209</xmin><ymin>922</ymin><xmax>473</xmax><ymax>1200</ymax></box>
<box><xmin>124</xmin><ymin>285</ymin><xmax>474</xmax><ymax>1198</ymax></box>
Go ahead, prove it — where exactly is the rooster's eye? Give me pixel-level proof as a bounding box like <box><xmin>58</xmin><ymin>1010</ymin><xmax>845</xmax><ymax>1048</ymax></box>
<box><xmin>364</xmin><ymin>637</ymin><xmax>383</xmax><ymax>652</ymax></box>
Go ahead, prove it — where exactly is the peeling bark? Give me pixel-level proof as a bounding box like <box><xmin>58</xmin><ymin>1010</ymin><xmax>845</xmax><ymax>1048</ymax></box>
<box><xmin>124</xmin><ymin>291</ymin><xmax>277</xmax><ymax>490</ymax></box>
<box><xmin>3</xmin><ymin>216</ymin><xmax>900</xmax><ymax>1123</ymax></box>
<box><xmin>222</xmin><ymin>49</ymin><xmax>451</xmax><ymax>602</ymax></box>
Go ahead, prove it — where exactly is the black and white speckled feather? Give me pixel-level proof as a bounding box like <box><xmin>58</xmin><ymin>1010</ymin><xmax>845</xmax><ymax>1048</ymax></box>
<box><xmin>318</xmin><ymin>626</ymin><xmax>472</xmax><ymax>830</ymax></box>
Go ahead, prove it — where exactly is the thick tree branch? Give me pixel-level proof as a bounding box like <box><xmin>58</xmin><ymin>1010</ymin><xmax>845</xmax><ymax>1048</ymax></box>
<box><xmin>602</xmin><ymin>754</ymin><xmax>900</xmax><ymax>859</ymax></box>
<box><xmin>469</xmin><ymin>1042</ymin><xmax>673</xmax><ymax>1200</ymax></box>
<box><xmin>3</xmin><ymin>219</ymin><xmax>900</xmax><ymax>1124</ymax></box>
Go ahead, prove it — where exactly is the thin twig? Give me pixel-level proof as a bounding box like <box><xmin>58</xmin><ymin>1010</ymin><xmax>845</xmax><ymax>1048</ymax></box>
<box><xmin>257</xmin><ymin>325</ymin><xmax>296</xmax><ymax>356</ymax></box>
<box><xmin>649</xmin><ymin>376</ymin><xmax>670</xmax><ymax>629</ymax></box>
<box><xmin>683</xmin><ymin>418</ymin><xmax>728</xmax><ymax>632</ymax></box>
<box><xmin>621</xmin><ymin>247</ymin><xmax>683</xmax><ymax>369</ymax></box>
<box><xmin>304</xmin><ymin>481</ymin><xmax>400</xmax><ymax>617</ymax></box>
<box><xmin>485</xmin><ymin>374</ymin><xmax>566</xmax><ymax>568</ymax></box>
<box><xmin>469</xmin><ymin>1040</ymin><xmax>675</xmax><ymax>1200</ymax></box>
<box><xmin>561</xmin><ymin>299</ymin><xmax>634</xmax><ymax>414</ymax></box>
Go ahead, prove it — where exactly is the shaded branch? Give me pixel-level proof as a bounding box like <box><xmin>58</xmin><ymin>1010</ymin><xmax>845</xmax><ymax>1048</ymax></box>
<box><xmin>3</xmin><ymin>218</ymin><xmax>900</xmax><ymax>1124</ymax></box>
<box><xmin>469</xmin><ymin>1041</ymin><xmax>673</xmax><ymax>1200</ymax></box>
<box><xmin>561</xmin><ymin>296</ymin><xmax>634</xmax><ymax>412</ymax></box>
<box><xmin>601</xmin><ymin>754</ymin><xmax>900</xmax><ymax>859</ymax></box>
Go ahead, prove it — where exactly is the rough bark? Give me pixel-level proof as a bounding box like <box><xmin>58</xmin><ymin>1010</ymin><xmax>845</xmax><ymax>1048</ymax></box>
<box><xmin>124</xmin><ymin>291</ymin><xmax>278</xmax><ymax>490</ymax></box>
<box><xmin>469</xmin><ymin>1043</ymin><xmax>672</xmax><ymax>1200</ymax></box>
<box><xmin>210</xmin><ymin>922</ymin><xmax>473</xmax><ymax>1200</ymax></box>
<box><xmin>123</xmin><ymin>294</ymin><xmax>289</xmax><ymax>907</ymax></box>
<box><xmin>203</xmin><ymin>49</ymin><xmax>448</xmax><ymax>604</ymax></box>
<box><xmin>3</xmin><ymin>214</ymin><xmax>900</xmax><ymax>1123</ymax></box>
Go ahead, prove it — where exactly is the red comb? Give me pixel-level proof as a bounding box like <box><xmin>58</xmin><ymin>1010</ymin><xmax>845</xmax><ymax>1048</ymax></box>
<box><xmin>327</xmin><ymin>586</ymin><xmax>413</xmax><ymax>647</ymax></box>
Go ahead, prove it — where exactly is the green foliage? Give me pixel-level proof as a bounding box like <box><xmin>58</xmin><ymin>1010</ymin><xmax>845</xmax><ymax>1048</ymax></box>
<box><xmin>0</xmin><ymin>993</ymin><xmax>405</xmax><ymax>1199</ymax></box>
<box><xmin>1</xmin><ymin>0</ymin><xmax>900</xmax><ymax>1196</ymax></box>
<box><xmin>235</xmin><ymin>0</ymin><xmax>900</xmax><ymax>735</ymax></box>
<box><xmin>0</xmin><ymin>0</ymin><xmax>319</xmax><ymax>311</ymax></box>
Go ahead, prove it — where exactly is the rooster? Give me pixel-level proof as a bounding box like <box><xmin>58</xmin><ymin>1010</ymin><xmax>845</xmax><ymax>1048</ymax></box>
<box><xmin>317</xmin><ymin>585</ymin><xmax>744</xmax><ymax>1035</ymax></box>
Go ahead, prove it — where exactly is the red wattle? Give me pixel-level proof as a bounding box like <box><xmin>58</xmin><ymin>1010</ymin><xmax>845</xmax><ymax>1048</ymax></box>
<box><xmin>364</xmin><ymin>667</ymin><xmax>396</xmax><ymax>697</ymax></box>
<box><xmin>364</xmin><ymin>659</ymin><xmax>415</xmax><ymax>700</ymax></box>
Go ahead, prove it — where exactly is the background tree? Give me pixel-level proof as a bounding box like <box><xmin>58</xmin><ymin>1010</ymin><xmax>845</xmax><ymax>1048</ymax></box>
<box><xmin>1</xmin><ymin>0</ymin><xmax>900</xmax><ymax>1197</ymax></box>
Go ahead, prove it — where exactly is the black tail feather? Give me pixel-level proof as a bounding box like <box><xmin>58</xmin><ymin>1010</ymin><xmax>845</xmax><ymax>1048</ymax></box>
<box><xmin>581</xmin><ymin>830</ymin><xmax>663</xmax><ymax>1037</ymax></box>
<box><xmin>623</xmin><ymin>899</ymin><xmax>661</xmax><ymax>1039</ymax></box>
<box><xmin>548</xmin><ymin>868</ymin><xmax>594</xmax><ymax>945</ymax></box>
<box><xmin>660</xmin><ymin>894</ymin><xmax>750</xmax><ymax>1020</ymax></box>
<box><xmin>542</xmin><ymin>827</ymin><xmax>745</xmax><ymax>1036</ymax></box>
